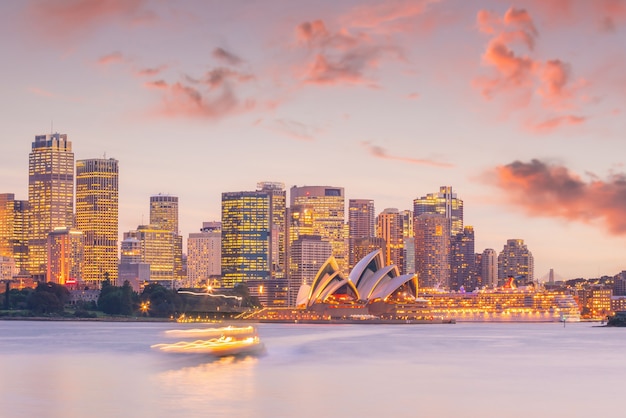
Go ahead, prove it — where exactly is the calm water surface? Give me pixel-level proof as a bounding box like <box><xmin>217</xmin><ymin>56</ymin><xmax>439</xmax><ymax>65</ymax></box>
<box><xmin>1</xmin><ymin>320</ymin><xmax>624</xmax><ymax>418</ymax></box>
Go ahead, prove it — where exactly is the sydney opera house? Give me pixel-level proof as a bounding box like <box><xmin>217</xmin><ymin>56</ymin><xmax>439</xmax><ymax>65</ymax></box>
<box><xmin>241</xmin><ymin>249</ymin><xmax>441</xmax><ymax>323</ymax></box>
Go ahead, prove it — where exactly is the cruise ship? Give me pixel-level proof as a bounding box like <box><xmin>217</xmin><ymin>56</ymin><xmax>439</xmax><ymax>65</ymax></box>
<box><xmin>421</xmin><ymin>281</ymin><xmax>581</xmax><ymax>322</ymax></box>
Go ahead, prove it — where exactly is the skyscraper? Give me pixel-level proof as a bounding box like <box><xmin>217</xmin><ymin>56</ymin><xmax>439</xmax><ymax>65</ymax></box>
<box><xmin>415</xmin><ymin>213</ymin><xmax>450</xmax><ymax>289</ymax></box>
<box><xmin>481</xmin><ymin>248</ymin><xmax>498</xmax><ymax>288</ymax></box>
<box><xmin>401</xmin><ymin>209</ymin><xmax>415</xmax><ymax>274</ymax></box>
<box><xmin>413</xmin><ymin>186</ymin><xmax>463</xmax><ymax>236</ymax></box>
<box><xmin>28</xmin><ymin>133</ymin><xmax>74</xmax><ymax>280</ymax></box>
<box><xmin>75</xmin><ymin>158</ymin><xmax>119</xmax><ymax>286</ymax></box>
<box><xmin>450</xmin><ymin>226</ymin><xmax>476</xmax><ymax>291</ymax></box>
<box><xmin>290</xmin><ymin>186</ymin><xmax>346</xmax><ymax>273</ymax></box>
<box><xmin>0</xmin><ymin>194</ymin><xmax>28</xmax><ymax>273</ymax></box>
<box><xmin>221</xmin><ymin>183</ymin><xmax>287</xmax><ymax>289</ymax></box>
<box><xmin>46</xmin><ymin>227</ymin><xmax>83</xmax><ymax>285</ymax></box>
<box><xmin>348</xmin><ymin>199</ymin><xmax>375</xmax><ymax>270</ymax></box>
<box><xmin>187</xmin><ymin>222</ymin><xmax>221</xmax><ymax>287</ymax></box>
<box><xmin>124</xmin><ymin>225</ymin><xmax>176</xmax><ymax>286</ymax></box>
<box><xmin>150</xmin><ymin>194</ymin><xmax>183</xmax><ymax>283</ymax></box>
<box><xmin>376</xmin><ymin>208</ymin><xmax>404</xmax><ymax>272</ymax></box>
<box><xmin>498</xmin><ymin>239</ymin><xmax>534</xmax><ymax>284</ymax></box>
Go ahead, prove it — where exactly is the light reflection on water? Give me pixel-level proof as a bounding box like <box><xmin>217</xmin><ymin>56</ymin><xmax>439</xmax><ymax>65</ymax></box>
<box><xmin>1</xmin><ymin>321</ymin><xmax>625</xmax><ymax>418</ymax></box>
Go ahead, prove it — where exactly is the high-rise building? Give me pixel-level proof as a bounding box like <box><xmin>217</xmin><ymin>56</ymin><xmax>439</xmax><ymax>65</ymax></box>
<box><xmin>221</xmin><ymin>184</ymin><xmax>287</xmax><ymax>297</ymax></box>
<box><xmin>150</xmin><ymin>194</ymin><xmax>183</xmax><ymax>283</ymax></box>
<box><xmin>401</xmin><ymin>210</ymin><xmax>415</xmax><ymax>274</ymax></box>
<box><xmin>413</xmin><ymin>186</ymin><xmax>463</xmax><ymax>236</ymax></box>
<box><xmin>415</xmin><ymin>213</ymin><xmax>450</xmax><ymax>289</ymax></box>
<box><xmin>348</xmin><ymin>199</ymin><xmax>375</xmax><ymax>270</ymax></box>
<box><xmin>75</xmin><ymin>158</ymin><xmax>119</xmax><ymax>286</ymax></box>
<box><xmin>46</xmin><ymin>227</ymin><xmax>83</xmax><ymax>286</ymax></box>
<box><xmin>450</xmin><ymin>226</ymin><xmax>476</xmax><ymax>291</ymax></box>
<box><xmin>497</xmin><ymin>239</ymin><xmax>534</xmax><ymax>284</ymax></box>
<box><xmin>124</xmin><ymin>225</ymin><xmax>176</xmax><ymax>286</ymax></box>
<box><xmin>0</xmin><ymin>194</ymin><xmax>29</xmax><ymax>273</ymax></box>
<box><xmin>187</xmin><ymin>222</ymin><xmax>221</xmax><ymax>287</ymax></box>
<box><xmin>480</xmin><ymin>248</ymin><xmax>498</xmax><ymax>288</ymax></box>
<box><xmin>290</xmin><ymin>186</ymin><xmax>346</xmax><ymax>273</ymax></box>
<box><xmin>376</xmin><ymin>208</ymin><xmax>404</xmax><ymax>272</ymax></box>
<box><xmin>288</xmin><ymin>235</ymin><xmax>332</xmax><ymax>306</ymax></box>
<box><xmin>28</xmin><ymin>133</ymin><xmax>74</xmax><ymax>279</ymax></box>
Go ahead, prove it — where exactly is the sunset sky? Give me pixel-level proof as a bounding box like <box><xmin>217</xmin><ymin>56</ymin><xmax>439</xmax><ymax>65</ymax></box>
<box><xmin>1</xmin><ymin>0</ymin><xmax>625</xmax><ymax>280</ymax></box>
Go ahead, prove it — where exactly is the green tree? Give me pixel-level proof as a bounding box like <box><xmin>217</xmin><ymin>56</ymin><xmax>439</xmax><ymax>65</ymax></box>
<box><xmin>141</xmin><ymin>283</ymin><xmax>181</xmax><ymax>317</ymax></box>
<box><xmin>27</xmin><ymin>282</ymin><xmax>69</xmax><ymax>315</ymax></box>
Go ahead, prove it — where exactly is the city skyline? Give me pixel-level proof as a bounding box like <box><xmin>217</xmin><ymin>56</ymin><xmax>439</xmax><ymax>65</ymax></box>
<box><xmin>1</xmin><ymin>1</ymin><xmax>625</xmax><ymax>280</ymax></box>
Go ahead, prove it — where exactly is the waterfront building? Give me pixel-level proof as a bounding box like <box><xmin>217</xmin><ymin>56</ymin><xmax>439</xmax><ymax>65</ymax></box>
<box><xmin>413</xmin><ymin>186</ymin><xmax>463</xmax><ymax>236</ymax></box>
<box><xmin>415</xmin><ymin>213</ymin><xmax>450</xmax><ymax>289</ymax></box>
<box><xmin>481</xmin><ymin>248</ymin><xmax>498</xmax><ymax>288</ymax></box>
<box><xmin>221</xmin><ymin>183</ymin><xmax>287</xmax><ymax>305</ymax></box>
<box><xmin>150</xmin><ymin>194</ymin><xmax>183</xmax><ymax>283</ymax></box>
<box><xmin>290</xmin><ymin>185</ymin><xmax>347</xmax><ymax>273</ymax></box>
<box><xmin>75</xmin><ymin>158</ymin><xmax>119</xmax><ymax>286</ymax></box>
<box><xmin>187</xmin><ymin>222</ymin><xmax>221</xmax><ymax>287</ymax></box>
<box><xmin>46</xmin><ymin>227</ymin><xmax>83</xmax><ymax>285</ymax></box>
<box><xmin>401</xmin><ymin>209</ymin><xmax>415</xmax><ymax>274</ymax></box>
<box><xmin>612</xmin><ymin>271</ymin><xmax>626</xmax><ymax>296</ymax></box>
<box><xmin>450</xmin><ymin>226</ymin><xmax>476</xmax><ymax>291</ymax></box>
<box><xmin>0</xmin><ymin>194</ymin><xmax>29</xmax><ymax>273</ymax></box>
<box><xmin>28</xmin><ymin>133</ymin><xmax>74</xmax><ymax>279</ymax></box>
<box><xmin>288</xmin><ymin>235</ymin><xmax>332</xmax><ymax>306</ymax></box>
<box><xmin>348</xmin><ymin>199</ymin><xmax>375</xmax><ymax>270</ymax></box>
<box><xmin>497</xmin><ymin>239</ymin><xmax>534</xmax><ymax>284</ymax></box>
<box><xmin>118</xmin><ymin>237</ymin><xmax>150</xmax><ymax>291</ymax></box>
<box><xmin>376</xmin><ymin>208</ymin><xmax>404</xmax><ymax>273</ymax></box>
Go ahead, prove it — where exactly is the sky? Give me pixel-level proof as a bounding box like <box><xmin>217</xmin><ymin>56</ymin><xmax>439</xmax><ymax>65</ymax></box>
<box><xmin>1</xmin><ymin>0</ymin><xmax>626</xmax><ymax>281</ymax></box>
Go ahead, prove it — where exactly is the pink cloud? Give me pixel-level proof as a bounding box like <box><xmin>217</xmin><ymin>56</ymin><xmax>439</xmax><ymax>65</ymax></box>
<box><xmin>143</xmin><ymin>65</ymin><xmax>256</xmax><ymax>120</ymax></box>
<box><xmin>362</xmin><ymin>142</ymin><xmax>454</xmax><ymax>168</ymax></box>
<box><xmin>28</xmin><ymin>87</ymin><xmax>55</xmax><ymax>97</ymax></box>
<box><xmin>27</xmin><ymin>0</ymin><xmax>155</xmax><ymax>41</ymax></box>
<box><xmin>525</xmin><ymin>115</ymin><xmax>587</xmax><ymax>133</ymax></box>
<box><xmin>491</xmin><ymin>159</ymin><xmax>626</xmax><ymax>235</ymax></box>
<box><xmin>135</xmin><ymin>66</ymin><xmax>168</xmax><ymax>77</ymax></box>
<box><xmin>97</xmin><ymin>51</ymin><xmax>125</xmax><ymax>66</ymax></box>
<box><xmin>407</xmin><ymin>92</ymin><xmax>420</xmax><ymax>99</ymax></box>
<box><xmin>263</xmin><ymin>119</ymin><xmax>322</xmax><ymax>142</ymax></box>
<box><xmin>345</xmin><ymin>0</ymin><xmax>431</xmax><ymax>29</ymax></box>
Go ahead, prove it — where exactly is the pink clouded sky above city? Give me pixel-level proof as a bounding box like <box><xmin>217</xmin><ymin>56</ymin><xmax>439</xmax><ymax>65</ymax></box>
<box><xmin>1</xmin><ymin>0</ymin><xmax>626</xmax><ymax>280</ymax></box>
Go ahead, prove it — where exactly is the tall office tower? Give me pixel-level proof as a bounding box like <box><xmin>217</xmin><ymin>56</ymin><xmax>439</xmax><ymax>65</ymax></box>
<box><xmin>149</xmin><ymin>194</ymin><xmax>183</xmax><ymax>283</ymax></box>
<box><xmin>187</xmin><ymin>221</ymin><xmax>222</xmax><ymax>287</ymax></box>
<box><xmin>481</xmin><ymin>248</ymin><xmax>498</xmax><ymax>288</ymax></box>
<box><xmin>124</xmin><ymin>225</ymin><xmax>176</xmax><ymax>286</ymax></box>
<box><xmin>413</xmin><ymin>186</ymin><xmax>463</xmax><ymax>236</ymax></box>
<box><xmin>290</xmin><ymin>186</ymin><xmax>347</xmax><ymax>273</ymax></box>
<box><xmin>348</xmin><ymin>199</ymin><xmax>375</xmax><ymax>270</ymax></box>
<box><xmin>376</xmin><ymin>208</ymin><xmax>404</xmax><ymax>272</ymax></box>
<box><xmin>75</xmin><ymin>158</ymin><xmax>119</xmax><ymax>286</ymax></box>
<box><xmin>46</xmin><ymin>227</ymin><xmax>83</xmax><ymax>285</ymax></box>
<box><xmin>28</xmin><ymin>133</ymin><xmax>74</xmax><ymax>280</ymax></box>
<box><xmin>0</xmin><ymin>194</ymin><xmax>29</xmax><ymax>273</ymax></box>
<box><xmin>414</xmin><ymin>213</ymin><xmax>450</xmax><ymax>289</ymax></box>
<box><xmin>498</xmin><ymin>239</ymin><xmax>534</xmax><ymax>284</ymax></box>
<box><xmin>258</xmin><ymin>182</ymin><xmax>287</xmax><ymax>279</ymax></box>
<box><xmin>288</xmin><ymin>235</ymin><xmax>332</xmax><ymax>306</ymax></box>
<box><xmin>401</xmin><ymin>210</ymin><xmax>415</xmax><ymax>274</ymax></box>
<box><xmin>118</xmin><ymin>237</ymin><xmax>150</xmax><ymax>291</ymax></box>
<box><xmin>221</xmin><ymin>184</ymin><xmax>287</xmax><ymax>291</ymax></box>
<box><xmin>150</xmin><ymin>194</ymin><xmax>178</xmax><ymax>233</ymax></box>
<box><xmin>450</xmin><ymin>226</ymin><xmax>476</xmax><ymax>291</ymax></box>
<box><xmin>0</xmin><ymin>256</ymin><xmax>17</xmax><ymax>281</ymax></box>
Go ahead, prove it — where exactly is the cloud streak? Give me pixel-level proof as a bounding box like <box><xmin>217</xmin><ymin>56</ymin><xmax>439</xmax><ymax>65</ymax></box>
<box><xmin>27</xmin><ymin>0</ymin><xmax>155</xmax><ymax>41</ymax></box>
<box><xmin>362</xmin><ymin>142</ymin><xmax>453</xmax><ymax>168</ymax></box>
<box><xmin>491</xmin><ymin>159</ymin><xmax>626</xmax><ymax>235</ymax></box>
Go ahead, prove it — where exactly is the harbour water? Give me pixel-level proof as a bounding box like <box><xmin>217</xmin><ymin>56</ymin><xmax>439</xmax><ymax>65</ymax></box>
<box><xmin>1</xmin><ymin>320</ymin><xmax>624</xmax><ymax>418</ymax></box>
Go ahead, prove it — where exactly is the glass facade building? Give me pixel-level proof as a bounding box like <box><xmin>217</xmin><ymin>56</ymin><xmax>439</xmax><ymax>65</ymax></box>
<box><xmin>413</xmin><ymin>186</ymin><xmax>463</xmax><ymax>236</ymax></box>
<box><xmin>75</xmin><ymin>158</ymin><xmax>119</xmax><ymax>286</ymax></box>
<box><xmin>28</xmin><ymin>134</ymin><xmax>74</xmax><ymax>280</ymax></box>
<box><xmin>348</xmin><ymin>199</ymin><xmax>375</xmax><ymax>270</ymax></box>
